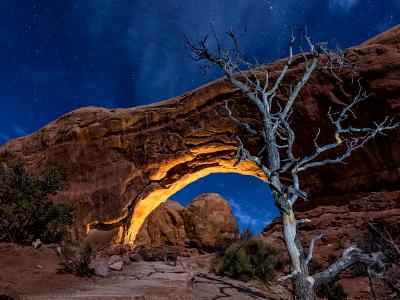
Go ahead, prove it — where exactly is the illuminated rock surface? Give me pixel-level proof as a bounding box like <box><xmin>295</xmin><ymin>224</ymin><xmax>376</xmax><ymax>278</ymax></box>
<box><xmin>0</xmin><ymin>25</ymin><xmax>399</xmax><ymax>246</ymax></box>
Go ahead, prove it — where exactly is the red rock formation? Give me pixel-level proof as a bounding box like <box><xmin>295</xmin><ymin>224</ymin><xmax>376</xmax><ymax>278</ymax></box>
<box><xmin>135</xmin><ymin>194</ymin><xmax>239</xmax><ymax>251</ymax></box>
<box><xmin>182</xmin><ymin>193</ymin><xmax>239</xmax><ymax>251</ymax></box>
<box><xmin>0</xmin><ymin>25</ymin><xmax>399</xmax><ymax>247</ymax></box>
<box><xmin>135</xmin><ymin>200</ymin><xmax>187</xmax><ymax>249</ymax></box>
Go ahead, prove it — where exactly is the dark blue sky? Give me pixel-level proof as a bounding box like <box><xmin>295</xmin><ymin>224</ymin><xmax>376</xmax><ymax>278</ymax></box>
<box><xmin>0</xmin><ymin>1</ymin><xmax>398</xmax><ymax>232</ymax></box>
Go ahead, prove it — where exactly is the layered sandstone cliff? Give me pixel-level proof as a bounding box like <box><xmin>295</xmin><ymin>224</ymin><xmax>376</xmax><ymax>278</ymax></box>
<box><xmin>0</xmin><ymin>25</ymin><xmax>399</xmax><ymax>246</ymax></box>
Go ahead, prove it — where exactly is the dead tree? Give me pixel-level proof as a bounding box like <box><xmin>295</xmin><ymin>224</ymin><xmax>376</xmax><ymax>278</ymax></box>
<box><xmin>185</xmin><ymin>27</ymin><xmax>399</xmax><ymax>300</ymax></box>
<box><xmin>363</xmin><ymin>218</ymin><xmax>400</xmax><ymax>297</ymax></box>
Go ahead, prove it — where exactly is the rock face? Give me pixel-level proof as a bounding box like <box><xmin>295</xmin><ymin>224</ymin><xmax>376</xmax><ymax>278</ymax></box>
<box><xmin>183</xmin><ymin>193</ymin><xmax>238</xmax><ymax>250</ymax></box>
<box><xmin>0</xmin><ymin>25</ymin><xmax>399</xmax><ymax>245</ymax></box>
<box><xmin>135</xmin><ymin>201</ymin><xmax>187</xmax><ymax>249</ymax></box>
<box><xmin>135</xmin><ymin>194</ymin><xmax>238</xmax><ymax>251</ymax></box>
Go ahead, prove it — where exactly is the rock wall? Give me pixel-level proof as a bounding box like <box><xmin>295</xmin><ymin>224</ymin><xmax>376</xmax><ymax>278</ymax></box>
<box><xmin>0</xmin><ymin>25</ymin><xmax>399</xmax><ymax>244</ymax></box>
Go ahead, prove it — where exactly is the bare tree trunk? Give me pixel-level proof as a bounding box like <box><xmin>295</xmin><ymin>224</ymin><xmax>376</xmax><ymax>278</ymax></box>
<box><xmin>279</xmin><ymin>196</ymin><xmax>316</xmax><ymax>299</ymax></box>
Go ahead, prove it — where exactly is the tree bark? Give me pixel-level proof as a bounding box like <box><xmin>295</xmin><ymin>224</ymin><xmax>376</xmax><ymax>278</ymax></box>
<box><xmin>281</xmin><ymin>201</ymin><xmax>316</xmax><ymax>299</ymax></box>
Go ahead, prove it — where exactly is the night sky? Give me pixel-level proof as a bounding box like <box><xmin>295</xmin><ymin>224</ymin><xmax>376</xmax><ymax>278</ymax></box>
<box><xmin>0</xmin><ymin>1</ymin><xmax>399</xmax><ymax>232</ymax></box>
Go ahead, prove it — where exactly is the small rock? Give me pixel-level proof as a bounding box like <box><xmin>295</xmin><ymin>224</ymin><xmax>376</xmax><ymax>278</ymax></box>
<box><xmin>94</xmin><ymin>262</ymin><xmax>109</xmax><ymax>277</ymax></box>
<box><xmin>107</xmin><ymin>254</ymin><xmax>122</xmax><ymax>266</ymax></box>
<box><xmin>109</xmin><ymin>261</ymin><xmax>123</xmax><ymax>271</ymax></box>
<box><xmin>129</xmin><ymin>253</ymin><xmax>143</xmax><ymax>262</ymax></box>
<box><xmin>35</xmin><ymin>264</ymin><xmax>43</xmax><ymax>269</ymax></box>
<box><xmin>55</xmin><ymin>246</ymin><xmax>62</xmax><ymax>256</ymax></box>
<box><xmin>32</xmin><ymin>239</ymin><xmax>42</xmax><ymax>249</ymax></box>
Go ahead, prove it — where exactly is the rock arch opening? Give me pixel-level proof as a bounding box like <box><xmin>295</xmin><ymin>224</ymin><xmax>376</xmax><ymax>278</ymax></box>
<box><xmin>124</xmin><ymin>161</ymin><xmax>268</xmax><ymax>245</ymax></box>
<box><xmin>132</xmin><ymin>172</ymin><xmax>279</xmax><ymax>251</ymax></box>
<box><xmin>169</xmin><ymin>173</ymin><xmax>278</xmax><ymax>233</ymax></box>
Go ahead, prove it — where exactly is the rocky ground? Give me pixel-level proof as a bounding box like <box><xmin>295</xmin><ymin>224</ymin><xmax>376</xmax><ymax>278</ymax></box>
<box><xmin>0</xmin><ymin>243</ymin><xmax>291</xmax><ymax>300</ymax></box>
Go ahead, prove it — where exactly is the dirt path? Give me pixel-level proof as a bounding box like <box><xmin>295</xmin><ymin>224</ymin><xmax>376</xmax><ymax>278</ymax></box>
<box><xmin>0</xmin><ymin>243</ymin><xmax>290</xmax><ymax>299</ymax></box>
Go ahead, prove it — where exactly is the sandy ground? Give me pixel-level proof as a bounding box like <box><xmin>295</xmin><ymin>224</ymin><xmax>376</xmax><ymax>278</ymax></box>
<box><xmin>0</xmin><ymin>243</ymin><xmax>291</xmax><ymax>300</ymax></box>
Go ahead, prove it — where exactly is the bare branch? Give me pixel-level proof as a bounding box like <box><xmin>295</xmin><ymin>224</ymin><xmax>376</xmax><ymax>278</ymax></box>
<box><xmin>305</xmin><ymin>233</ymin><xmax>325</xmax><ymax>265</ymax></box>
<box><xmin>292</xmin><ymin>81</ymin><xmax>399</xmax><ymax>174</ymax></box>
<box><xmin>313</xmin><ymin>246</ymin><xmax>386</xmax><ymax>287</ymax></box>
<box><xmin>365</xmin><ymin>218</ymin><xmax>400</xmax><ymax>256</ymax></box>
<box><xmin>297</xmin><ymin>218</ymin><xmax>311</xmax><ymax>225</ymax></box>
<box><xmin>234</xmin><ymin>137</ymin><xmax>272</xmax><ymax>179</ymax></box>
<box><xmin>224</xmin><ymin>100</ymin><xmax>258</xmax><ymax>135</ymax></box>
<box><xmin>278</xmin><ymin>270</ymin><xmax>300</xmax><ymax>282</ymax></box>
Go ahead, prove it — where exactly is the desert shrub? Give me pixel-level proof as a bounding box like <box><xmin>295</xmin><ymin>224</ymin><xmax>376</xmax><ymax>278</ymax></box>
<box><xmin>137</xmin><ymin>245</ymin><xmax>154</xmax><ymax>261</ymax></box>
<box><xmin>153</xmin><ymin>246</ymin><xmax>178</xmax><ymax>266</ymax></box>
<box><xmin>219</xmin><ymin>243</ymin><xmax>252</xmax><ymax>281</ymax></box>
<box><xmin>0</xmin><ymin>162</ymin><xmax>74</xmax><ymax>243</ymax></box>
<box><xmin>217</xmin><ymin>238</ymin><xmax>284</xmax><ymax>282</ymax></box>
<box><xmin>240</xmin><ymin>227</ymin><xmax>254</xmax><ymax>241</ymax></box>
<box><xmin>316</xmin><ymin>282</ymin><xmax>347</xmax><ymax>300</ymax></box>
<box><xmin>136</xmin><ymin>245</ymin><xmax>178</xmax><ymax>265</ymax></box>
<box><xmin>61</xmin><ymin>240</ymin><xmax>93</xmax><ymax>277</ymax></box>
<box><xmin>215</xmin><ymin>233</ymin><xmax>238</xmax><ymax>257</ymax></box>
<box><xmin>243</xmin><ymin>238</ymin><xmax>284</xmax><ymax>281</ymax></box>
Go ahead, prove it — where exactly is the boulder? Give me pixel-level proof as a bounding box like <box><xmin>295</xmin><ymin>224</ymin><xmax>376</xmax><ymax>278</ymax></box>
<box><xmin>136</xmin><ymin>194</ymin><xmax>239</xmax><ymax>251</ymax></box>
<box><xmin>93</xmin><ymin>262</ymin><xmax>109</xmax><ymax>277</ymax></box>
<box><xmin>107</xmin><ymin>255</ymin><xmax>122</xmax><ymax>266</ymax></box>
<box><xmin>136</xmin><ymin>201</ymin><xmax>186</xmax><ymax>249</ymax></box>
<box><xmin>108</xmin><ymin>261</ymin><xmax>123</xmax><ymax>271</ymax></box>
<box><xmin>182</xmin><ymin>193</ymin><xmax>238</xmax><ymax>251</ymax></box>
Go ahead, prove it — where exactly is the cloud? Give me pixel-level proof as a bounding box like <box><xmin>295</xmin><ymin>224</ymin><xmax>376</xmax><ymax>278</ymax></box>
<box><xmin>329</xmin><ymin>0</ymin><xmax>358</xmax><ymax>11</ymax></box>
<box><xmin>12</xmin><ymin>125</ymin><xmax>28</xmax><ymax>137</ymax></box>
<box><xmin>228</xmin><ymin>197</ymin><xmax>272</xmax><ymax>231</ymax></box>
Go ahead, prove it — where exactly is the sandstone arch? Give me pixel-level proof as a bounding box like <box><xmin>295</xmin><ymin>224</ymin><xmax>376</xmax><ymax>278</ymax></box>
<box><xmin>1</xmin><ymin>26</ymin><xmax>399</xmax><ymax>245</ymax></box>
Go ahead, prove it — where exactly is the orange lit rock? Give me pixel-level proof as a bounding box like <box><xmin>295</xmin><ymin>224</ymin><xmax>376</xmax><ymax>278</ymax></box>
<box><xmin>183</xmin><ymin>193</ymin><xmax>239</xmax><ymax>251</ymax></box>
<box><xmin>0</xmin><ymin>25</ymin><xmax>399</xmax><ymax>245</ymax></box>
<box><xmin>135</xmin><ymin>200</ymin><xmax>187</xmax><ymax>249</ymax></box>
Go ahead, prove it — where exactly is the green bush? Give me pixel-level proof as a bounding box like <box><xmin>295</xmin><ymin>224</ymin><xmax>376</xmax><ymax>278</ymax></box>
<box><xmin>0</xmin><ymin>162</ymin><xmax>74</xmax><ymax>243</ymax></box>
<box><xmin>220</xmin><ymin>243</ymin><xmax>252</xmax><ymax>281</ymax></box>
<box><xmin>244</xmin><ymin>239</ymin><xmax>284</xmax><ymax>281</ymax></box>
<box><xmin>217</xmin><ymin>238</ymin><xmax>284</xmax><ymax>282</ymax></box>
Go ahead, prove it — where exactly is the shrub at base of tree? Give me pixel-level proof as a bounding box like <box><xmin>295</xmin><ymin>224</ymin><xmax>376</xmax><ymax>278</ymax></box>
<box><xmin>216</xmin><ymin>236</ymin><xmax>284</xmax><ymax>282</ymax></box>
<box><xmin>0</xmin><ymin>162</ymin><xmax>75</xmax><ymax>244</ymax></box>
